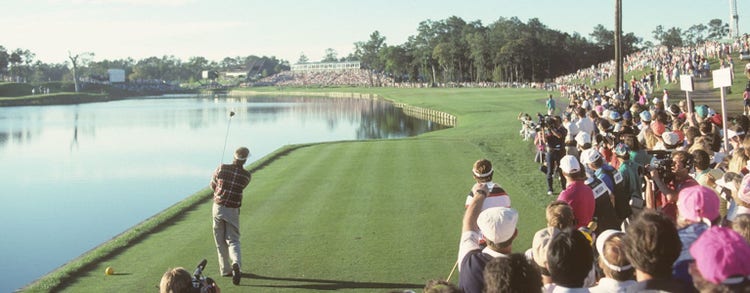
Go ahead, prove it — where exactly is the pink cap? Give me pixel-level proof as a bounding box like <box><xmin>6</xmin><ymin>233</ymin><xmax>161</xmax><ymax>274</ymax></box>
<box><xmin>689</xmin><ymin>227</ymin><xmax>750</xmax><ymax>284</ymax></box>
<box><xmin>651</xmin><ymin>121</ymin><xmax>666</xmax><ymax>136</ymax></box>
<box><xmin>677</xmin><ymin>185</ymin><xmax>720</xmax><ymax>223</ymax></box>
<box><xmin>739</xmin><ymin>174</ymin><xmax>750</xmax><ymax>204</ymax></box>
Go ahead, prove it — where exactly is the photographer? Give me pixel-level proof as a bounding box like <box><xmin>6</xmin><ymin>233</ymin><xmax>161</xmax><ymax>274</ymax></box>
<box><xmin>541</xmin><ymin>115</ymin><xmax>567</xmax><ymax>195</ymax></box>
<box><xmin>645</xmin><ymin>151</ymin><xmax>698</xmax><ymax>222</ymax></box>
<box><xmin>159</xmin><ymin>267</ymin><xmax>221</xmax><ymax>293</ymax></box>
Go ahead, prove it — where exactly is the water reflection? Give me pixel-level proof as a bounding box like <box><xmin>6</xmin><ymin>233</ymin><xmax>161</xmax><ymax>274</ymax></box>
<box><xmin>0</xmin><ymin>95</ymin><xmax>448</xmax><ymax>292</ymax></box>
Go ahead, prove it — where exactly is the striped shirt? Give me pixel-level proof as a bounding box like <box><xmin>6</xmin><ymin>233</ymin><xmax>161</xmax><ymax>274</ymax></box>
<box><xmin>464</xmin><ymin>182</ymin><xmax>511</xmax><ymax>210</ymax></box>
<box><xmin>210</xmin><ymin>163</ymin><xmax>251</xmax><ymax>208</ymax></box>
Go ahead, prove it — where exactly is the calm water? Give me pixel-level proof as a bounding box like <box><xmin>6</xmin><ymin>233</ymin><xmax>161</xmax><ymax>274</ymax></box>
<box><xmin>0</xmin><ymin>95</ymin><xmax>446</xmax><ymax>292</ymax></box>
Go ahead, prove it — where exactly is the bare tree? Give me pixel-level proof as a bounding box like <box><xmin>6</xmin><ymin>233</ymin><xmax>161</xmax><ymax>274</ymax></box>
<box><xmin>67</xmin><ymin>51</ymin><xmax>93</xmax><ymax>92</ymax></box>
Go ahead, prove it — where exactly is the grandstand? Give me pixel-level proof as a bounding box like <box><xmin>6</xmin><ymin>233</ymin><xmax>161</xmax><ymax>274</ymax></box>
<box><xmin>291</xmin><ymin>61</ymin><xmax>361</xmax><ymax>72</ymax></box>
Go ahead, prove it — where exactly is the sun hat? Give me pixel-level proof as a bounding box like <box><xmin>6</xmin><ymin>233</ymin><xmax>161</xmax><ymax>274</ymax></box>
<box><xmin>531</xmin><ymin>227</ymin><xmax>559</xmax><ymax>271</ymax></box>
<box><xmin>595</xmin><ymin>229</ymin><xmax>633</xmax><ymax>272</ymax></box>
<box><xmin>575</xmin><ymin>131</ymin><xmax>591</xmax><ymax>146</ymax></box>
<box><xmin>477</xmin><ymin>207</ymin><xmax>519</xmax><ymax>244</ymax></box>
<box><xmin>677</xmin><ymin>184</ymin><xmax>720</xmax><ymax>223</ymax></box>
<box><xmin>689</xmin><ymin>227</ymin><xmax>750</xmax><ymax>285</ymax></box>
<box><xmin>580</xmin><ymin>148</ymin><xmax>602</xmax><ymax>165</ymax></box>
<box><xmin>560</xmin><ymin>155</ymin><xmax>581</xmax><ymax>174</ymax></box>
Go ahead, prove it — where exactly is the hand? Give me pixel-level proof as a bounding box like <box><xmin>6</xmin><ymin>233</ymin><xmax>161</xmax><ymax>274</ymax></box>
<box><xmin>472</xmin><ymin>183</ymin><xmax>489</xmax><ymax>197</ymax></box>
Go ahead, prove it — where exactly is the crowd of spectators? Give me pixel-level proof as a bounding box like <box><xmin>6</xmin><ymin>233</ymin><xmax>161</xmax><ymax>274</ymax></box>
<box><xmin>431</xmin><ymin>36</ymin><xmax>750</xmax><ymax>293</ymax></box>
<box><xmin>249</xmin><ymin>69</ymin><xmax>388</xmax><ymax>87</ymax></box>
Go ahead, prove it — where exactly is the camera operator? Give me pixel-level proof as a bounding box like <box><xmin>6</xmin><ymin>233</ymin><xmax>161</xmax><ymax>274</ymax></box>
<box><xmin>159</xmin><ymin>267</ymin><xmax>221</xmax><ymax>293</ymax></box>
<box><xmin>542</xmin><ymin>115</ymin><xmax>568</xmax><ymax>195</ymax></box>
<box><xmin>645</xmin><ymin>150</ymin><xmax>698</xmax><ymax>222</ymax></box>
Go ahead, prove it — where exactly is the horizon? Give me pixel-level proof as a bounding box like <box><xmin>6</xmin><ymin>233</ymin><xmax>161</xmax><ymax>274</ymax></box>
<box><xmin>2</xmin><ymin>0</ymin><xmax>749</xmax><ymax>65</ymax></box>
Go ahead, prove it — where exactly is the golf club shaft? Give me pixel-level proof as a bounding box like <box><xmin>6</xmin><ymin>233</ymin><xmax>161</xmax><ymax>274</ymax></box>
<box><xmin>220</xmin><ymin>117</ymin><xmax>233</xmax><ymax>163</ymax></box>
<box><xmin>446</xmin><ymin>260</ymin><xmax>458</xmax><ymax>281</ymax></box>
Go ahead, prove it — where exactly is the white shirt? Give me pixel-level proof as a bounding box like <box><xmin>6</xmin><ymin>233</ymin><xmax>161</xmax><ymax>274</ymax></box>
<box><xmin>576</xmin><ymin>117</ymin><xmax>595</xmax><ymax>137</ymax></box>
<box><xmin>589</xmin><ymin>278</ymin><xmax>637</xmax><ymax>293</ymax></box>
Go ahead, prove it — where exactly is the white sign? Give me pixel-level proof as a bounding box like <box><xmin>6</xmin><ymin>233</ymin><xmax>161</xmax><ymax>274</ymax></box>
<box><xmin>713</xmin><ymin>68</ymin><xmax>733</xmax><ymax>88</ymax></box>
<box><xmin>680</xmin><ymin>75</ymin><xmax>694</xmax><ymax>92</ymax></box>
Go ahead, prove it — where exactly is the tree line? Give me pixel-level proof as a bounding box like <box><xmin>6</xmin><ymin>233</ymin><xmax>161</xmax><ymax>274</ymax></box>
<box><xmin>0</xmin><ymin>16</ymin><xmax>732</xmax><ymax>87</ymax></box>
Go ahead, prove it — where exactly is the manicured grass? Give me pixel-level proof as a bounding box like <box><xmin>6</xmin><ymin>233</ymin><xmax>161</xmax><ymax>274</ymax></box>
<box><xmin>23</xmin><ymin>87</ymin><xmax>554</xmax><ymax>292</ymax></box>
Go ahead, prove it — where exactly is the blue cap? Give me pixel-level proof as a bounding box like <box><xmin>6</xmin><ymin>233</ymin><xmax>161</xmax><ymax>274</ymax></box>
<box><xmin>609</xmin><ymin>111</ymin><xmax>621</xmax><ymax>121</ymax></box>
<box><xmin>639</xmin><ymin>111</ymin><xmax>652</xmax><ymax>122</ymax></box>
<box><xmin>614</xmin><ymin>143</ymin><xmax>630</xmax><ymax>157</ymax></box>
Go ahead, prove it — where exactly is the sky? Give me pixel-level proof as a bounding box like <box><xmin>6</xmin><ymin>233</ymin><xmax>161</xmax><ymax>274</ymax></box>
<box><xmin>2</xmin><ymin>0</ymin><xmax>749</xmax><ymax>65</ymax></box>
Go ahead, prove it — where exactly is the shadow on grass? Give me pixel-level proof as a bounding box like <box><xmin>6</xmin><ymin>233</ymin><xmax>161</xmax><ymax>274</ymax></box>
<box><xmin>240</xmin><ymin>273</ymin><xmax>423</xmax><ymax>291</ymax></box>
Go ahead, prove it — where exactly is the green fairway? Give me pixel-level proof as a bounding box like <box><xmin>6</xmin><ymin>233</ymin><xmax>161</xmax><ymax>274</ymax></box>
<box><xmin>24</xmin><ymin>87</ymin><xmax>554</xmax><ymax>292</ymax></box>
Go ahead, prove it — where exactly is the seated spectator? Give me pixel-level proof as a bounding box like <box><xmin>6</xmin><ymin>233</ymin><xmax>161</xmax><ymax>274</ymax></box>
<box><xmin>546</xmin><ymin>228</ymin><xmax>593</xmax><ymax>292</ymax></box>
<box><xmin>624</xmin><ymin>210</ymin><xmax>687</xmax><ymax>292</ymax></box>
<box><xmin>457</xmin><ymin>183</ymin><xmax>519</xmax><ymax>293</ymax></box>
<box><xmin>688</xmin><ymin>227</ymin><xmax>750</xmax><ymax>292</ymax></box>
<box><xmin>423</xmin><ymin>279</ymin><xmax>462</xmax><ymax>293</ymax></box>
<box><xmin>483</xmin><ymin>253</ymin><xmax>542</xmax><ymax>293</ymax></box>
<box><xmin>590</xmin><ymin>230</ymin><xmax>636</xmax><ymax>292</ymax></box>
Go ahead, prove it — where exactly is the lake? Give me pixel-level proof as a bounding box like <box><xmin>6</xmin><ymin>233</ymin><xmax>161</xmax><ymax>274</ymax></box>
<box><xmin>0</xmin><ymin>94</ymin><xmax>447</xmax><ymax>292</ymax></box>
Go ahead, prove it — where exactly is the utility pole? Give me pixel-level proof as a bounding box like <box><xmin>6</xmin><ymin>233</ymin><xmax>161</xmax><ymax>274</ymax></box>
<box><xmin>614</xmin><ymin>0</ymin><xmax>623</xmax><ymax>93</ymax></box>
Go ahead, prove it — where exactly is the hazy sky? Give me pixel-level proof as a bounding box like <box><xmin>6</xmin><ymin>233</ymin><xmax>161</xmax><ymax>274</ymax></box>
<box><xmin>2</xmin><ymin>0</ymin><xmax>749</xmax><ymax>64</ymax></box>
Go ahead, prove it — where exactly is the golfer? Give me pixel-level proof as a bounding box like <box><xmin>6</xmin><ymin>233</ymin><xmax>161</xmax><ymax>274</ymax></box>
<box><xmin>210</xmin><ymin>146</ymin><xmax>251</xmax><ymax>285</ymax></box>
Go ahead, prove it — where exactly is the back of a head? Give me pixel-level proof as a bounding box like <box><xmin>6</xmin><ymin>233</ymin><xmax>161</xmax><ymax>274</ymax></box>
<box><xmin>624</xmin><ymin>210</ymin><xmax>681</xmax><ymax>278</ymax></box>
<box><xmin>600</xmin><ymin>234</ymin><xmax>635</xmax><ymax>281</ymax></box>
<box><xmin>159</xmin><ymin>267</ymin><xmax>192</xmax><ymax>293</ymax></box>
<box><xmin>692</xmin><ymin>149</ymin><xmax>710</xmax><ymax>170</ymax></box>
<box><xmin>473</xmin><ymin>159</ymin><xmax>494</xmax><ymax>183</ymax></box>
<box><xmin>546</xmin><ymin>201</ymin><xmax>575</xmax><ymax>230</ymax></box>
<box><xmin>234</xmin><ymin>147</ymin><xmax>250</xmax><ymax>162</ymax></box>
<box><xmin>483</xmin><ymin>253</ymin><xmax>542</xmax><ymax>293</ymax></box>
<box><xmin>732</xmin><ymin>214</ymin><xmax>750</xmax><ymax>244</ymax></box>
<box><xmin>546</xmin><ymin>228</ymin><xmax>593</xmax><ymax>288</ymax></box>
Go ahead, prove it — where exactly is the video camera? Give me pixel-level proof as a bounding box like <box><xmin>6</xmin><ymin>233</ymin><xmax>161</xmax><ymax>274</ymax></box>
<box><xmin>646</xmin><ymin>150</ymin><xmax>674</xmax><ymax>183</ymax></box>
<box><xmin>536</xmin><ymin>113</ymin><xmax>553</xmax><ymax>129</ymax></box>
<box><xmin>192</xmin><ymin>259</ymin><xmax>217</xmax><ymax>293</ymax></box>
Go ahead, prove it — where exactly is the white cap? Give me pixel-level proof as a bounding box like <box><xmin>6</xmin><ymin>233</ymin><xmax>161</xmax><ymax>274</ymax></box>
<box><xmin>580</xmin><ymin>148</ymin><xmax>602</xmax><ymax>165</ymax></box>
<box><xmin>575</xmin><ymin>132</ymin><xmax>591</xmax><ymax>146</ymax></box>
<box><xmin>662</xmin><ymin>132</ymin><xmax>680</xmax><ymax>146</ymax></box>
<box><xmin>560</xmin><ymin>155</ymin><xmax>581</xmax><ymax>174</ymax></box>
<box><xmin>477</xmin><ymin>207</ymin><xmax>519</xmax><ymax>244</ymax></box>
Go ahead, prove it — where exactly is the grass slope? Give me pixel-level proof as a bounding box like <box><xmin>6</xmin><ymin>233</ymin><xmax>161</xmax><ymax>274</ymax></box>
<box><xmin>24</xmin><ymin>87</ymin><xmax>554</xmax><ymax>292</ymax></box>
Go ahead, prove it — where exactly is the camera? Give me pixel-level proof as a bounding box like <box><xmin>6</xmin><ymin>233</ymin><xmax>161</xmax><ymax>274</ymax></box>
<box><xmin>646</xmin><ymin>150</ymin><xmax>674</xmax><ymax>183</ymax></box>
<box><xmin>192</xmin><ymin>259</ymin><xmax>217</xmax><ymax>293</ymax></box>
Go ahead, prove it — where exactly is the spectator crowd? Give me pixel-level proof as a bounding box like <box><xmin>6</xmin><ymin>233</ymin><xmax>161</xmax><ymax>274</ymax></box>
<box><xmin>424</xmin><ymin>36</ymin><xmax>750</xmax><ymax>293</ymax></box>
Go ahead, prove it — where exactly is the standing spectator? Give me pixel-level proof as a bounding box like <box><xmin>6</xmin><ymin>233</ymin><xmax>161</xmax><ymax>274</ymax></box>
<box><xmin>557</xmin><ymin>155</ymin><xmax>595</xmax><ymax>229</ymax></box>
<box><xmin>483</xmin><ymin>253</ymin><xmax>543</xmax><ymax>293</ymax></box>
<box><xmin>615</xmin><ymin>143</ymin><xmax>643</xmax><ymax>217</ymax></box>
<box><xmin>580</xmin><ymin>149</ymin><xmax>620</xmax><ymax>233</ymax></box>
<box><xmin>744</xmin><ymin>87</ymin><xmax>750</xmax><ymax>116</ymax></box>
<box><xmin>673</xmin><ymin>184</ymin><xmax>720</xmax><ymax>290</ymax></box>
<box><xmin>546</xmin><ymin>228</ymin><xmax>594</xmax><ymax>292</ymax></box>
<box><xmin>645</xmin><ymin>150</ymin><xmax>698</xmax><ymax>222</ymax></box>
<box><xmin>210</xmin><ymin>147</ymin><xmax>252</xmax><ymax>285</ymax></box>
<box><xmin>543</xmin><ymin>116</ymin><xmax>568</xmax><ymax>195</ymax></box>
<box><xmin>576</xmin><ymin>107</ymin><xmax>595</xmax><ymax>138</ymax></box>
<box><xmin>624</xmin><ymin>210</ymin><xmax>688</xmax><ymax>292</ymax></box>
<box><xmin>457</xmin><ymin>183</ymin><xmax>519</xmax><ymax>293</ymax></box>
<box><xmin>688</xmin><ymin>227</ymin><xmax>750</xmax><ymax>291</ymax></box>
<box><xmin>589</xmin><ymin>230</ymin><xmax>636</xmax><ymax>293</ymax></box>
<box><xmin>547</xmin><ymin>94</ymin><xmax>556</xmax><ymax>115</ymax></box>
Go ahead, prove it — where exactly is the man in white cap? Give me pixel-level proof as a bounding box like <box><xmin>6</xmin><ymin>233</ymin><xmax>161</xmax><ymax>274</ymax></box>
<box><xmin>210</xmin><ymin>146</ymin><xmax>252</xmax><ymax>285</ymax></box>
<box><xmin>458</xmin><ymin>183</ymin><xmax>519</xmax><ymax>293</ymax></box>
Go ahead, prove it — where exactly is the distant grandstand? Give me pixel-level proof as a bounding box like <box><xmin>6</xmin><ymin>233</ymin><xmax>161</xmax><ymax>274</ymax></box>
<box><xmin>291</xmin><ymin>61</ymin><xmax>361</xmax><ymax>72</ymax></box>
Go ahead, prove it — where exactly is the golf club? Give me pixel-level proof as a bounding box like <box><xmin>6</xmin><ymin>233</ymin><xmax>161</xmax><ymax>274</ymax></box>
<box><xmin>446</xmin><ymin>260</ymin><xmax>458</xmax><ymax>282</ymax></box>
<box><xmin>220</xmin><ymin>110</ymin><xmax>236</xmax><ymax>163</ymax></box>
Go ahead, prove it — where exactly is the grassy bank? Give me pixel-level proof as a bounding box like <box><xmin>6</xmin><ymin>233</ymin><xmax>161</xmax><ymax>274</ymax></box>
<box><xmin>23</xmin><ymin>87</ymin><xmax>554</xmax><ymax>292</ymax></box>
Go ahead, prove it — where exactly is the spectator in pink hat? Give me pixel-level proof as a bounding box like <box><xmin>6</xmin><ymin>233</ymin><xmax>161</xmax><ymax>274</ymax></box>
<box><xmin>673</xmin><ymin>184</ymin><xmax>721</xmax><ymax>290</ymax></box>
<box><xmin>688</xmin><ymin>227</ymin><xmax>750</xmax><ymax>292</ymax></box>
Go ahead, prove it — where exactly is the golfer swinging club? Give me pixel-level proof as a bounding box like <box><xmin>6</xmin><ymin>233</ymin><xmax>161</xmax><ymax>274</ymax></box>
<box><xmin>210</xmin><ymin>146</ymin><xmax>251</xmax><ymax>285</ymax></box>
